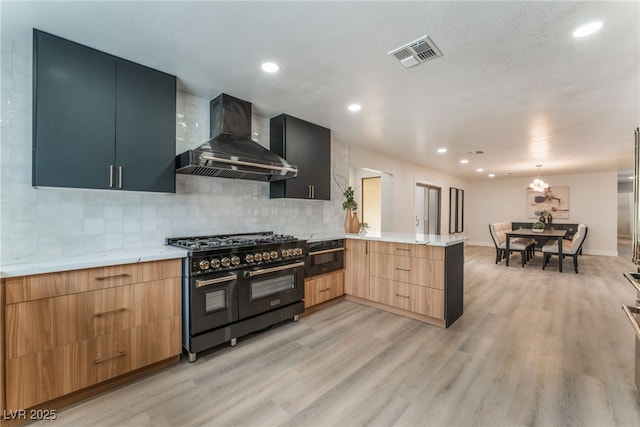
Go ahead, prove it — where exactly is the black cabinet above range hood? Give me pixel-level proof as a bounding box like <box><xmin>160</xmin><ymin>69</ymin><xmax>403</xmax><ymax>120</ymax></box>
<box><xmin>176</xmin><ymin>93</ymin><xmax>298</xmax><ymax>182</ymax></box>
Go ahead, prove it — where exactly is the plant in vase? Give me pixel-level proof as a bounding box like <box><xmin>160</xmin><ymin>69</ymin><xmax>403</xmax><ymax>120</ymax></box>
<box><xmin>334</xmin><ymin>176</ymin><xmax>361</xmax><ymax>233</ymax></box>
<box><xmin>534</xmin><ymin>209</ymin><xmax>549</xmax><ymax>224</ymax></box>
<box><xmin>532</xmin><ymin>221</ymin><xmax>545</xmax><ymax>232</ymax></box>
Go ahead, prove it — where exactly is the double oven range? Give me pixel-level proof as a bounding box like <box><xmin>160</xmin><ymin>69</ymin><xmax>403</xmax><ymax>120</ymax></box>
<box><xmin>167</xmin><ymin>232</ymin><xmax>306</xmax><ymax>362</ymax></box>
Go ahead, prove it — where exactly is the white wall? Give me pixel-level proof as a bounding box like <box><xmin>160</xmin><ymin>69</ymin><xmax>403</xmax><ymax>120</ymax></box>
<box><xmin>0</xmin><ymin>35</ymin><xmax>347</xmax><ymax>263</ymax></box>
<box><xmin>348</xmin><ymin>145</ymin><xmax>466</xmax><ymax>234</ymax></box>
<box><xmin>466</xmin><ymin>171</ymin><xmax>618</xmax><ymax>256</ymax></box>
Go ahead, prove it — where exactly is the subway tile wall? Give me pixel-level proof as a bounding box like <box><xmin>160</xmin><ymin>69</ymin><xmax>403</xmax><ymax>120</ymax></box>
<box><xmin>0</xmin><ymin>35</ymin><xmax>347</xmax><ymax>263</ymax></box>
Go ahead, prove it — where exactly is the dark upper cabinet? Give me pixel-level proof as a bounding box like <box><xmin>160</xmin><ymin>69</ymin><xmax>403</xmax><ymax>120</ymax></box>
<box><xmin>33</xmin><ymin>30</ymin><xmax>176</xmax><ymax>193</ymax></box>
<box><xmin>270</xmin><ymin>114</ymin><xmax>331</xmax><ymax>200</ymax></box>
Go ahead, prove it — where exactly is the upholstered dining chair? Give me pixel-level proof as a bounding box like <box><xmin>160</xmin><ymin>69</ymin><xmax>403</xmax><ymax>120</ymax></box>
<box><xmin>489</xmin><ymin>222</ymin><xmax>536</xmax><ymax>267</ymax></box>
<box><xmin>542</xmin><ymin>223</ymin><xmax>588</xmax><ymax>273</ymax></box>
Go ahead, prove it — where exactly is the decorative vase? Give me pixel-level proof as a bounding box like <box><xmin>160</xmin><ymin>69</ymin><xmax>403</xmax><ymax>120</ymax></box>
<box><xmin>539</xmin><ymin>215</ymin><xmax>546</xmax><ymax>224</ymax></box>
<box><xmin>349</xmin><ymin>211</ymin><xmax>361</xmax><ymax>233</ymax></box>
<box><xmin>547</xmin><ymin>213</ymin><xmax>553</xmax><ymax>224</ymax></box>
<box><xmin>344</xmin><ymin>210</ymin><xmax>351</xmax><ymax>233</ymax></box>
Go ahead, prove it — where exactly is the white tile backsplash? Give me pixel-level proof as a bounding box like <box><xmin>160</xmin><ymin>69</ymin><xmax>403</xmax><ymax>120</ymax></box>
<box><xmin>0</xmin><ymin>34</ymin><xmax>346</xmax><ymax>263</ymax></box>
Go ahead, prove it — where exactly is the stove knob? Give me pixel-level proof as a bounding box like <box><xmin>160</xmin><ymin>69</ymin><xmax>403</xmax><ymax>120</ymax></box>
<box><xmin>221</xmin><ymin>257</ymin><xmax>231</xmax><ymax>267</ymax></box>
<box><xmin>199</xmin><ymin>260</ymin><xmax>210</xmax><ymax>270</ymax></box>
<box><xmin>281</xmin><ymin>249</ymin><xmax>288</xmax><ymax>258</ymax></box>
<box><xmin>231</xmin><ymin>256</ymin><xmax>240</xmax><ymax>266</ymax></box>
<box><xmin>262</xmin><ymin>252</ymin><xmax>271</xmax><ymax>261</ymax></box>
<box><xmin>287</xmin><ymin>248</ymin><xmax>294</xmax><ymax>257</ymax></box>
<box><xmin>254</xmin><ymin>253</ymin><xmax>263</xmax><ymax>262</ymax></box>
<box><xmin>210</xmin><ymin>258</ymin><xmax>221</xmax><ymax>268</ymax></box>
<box><xmin>245</xmin><ymin>254</ymin><xmax>255</xmax><ymax>263</ymax></box>
<box><xmin>270</xmin><ymin>250</ymin><xmax>279</xmax><ymax>259</ymax></box>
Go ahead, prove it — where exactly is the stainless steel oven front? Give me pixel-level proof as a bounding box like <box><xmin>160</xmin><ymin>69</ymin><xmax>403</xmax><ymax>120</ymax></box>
<box><xmin>239</xmin><ymin>260</ymin><xmax>305</xmax><ymax>319</ymax></box>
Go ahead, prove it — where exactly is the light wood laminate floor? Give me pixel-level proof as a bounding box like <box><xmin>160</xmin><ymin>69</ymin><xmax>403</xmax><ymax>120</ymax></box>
<box><xmin>34</xmin><ymin>244</ymin><xmax>640</xmax><ymax>426</ymax></box>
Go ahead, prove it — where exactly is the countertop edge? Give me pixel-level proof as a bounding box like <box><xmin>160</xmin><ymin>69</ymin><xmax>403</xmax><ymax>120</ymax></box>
<box><xmin>344</xmin><ymin>233</ymin><xmax>467</xmax><ymax>247</ymax></box>
<box><xmin>0</xmin><ymin>247</ymin><xmax>189</xmax><ymax>278</ymax></box>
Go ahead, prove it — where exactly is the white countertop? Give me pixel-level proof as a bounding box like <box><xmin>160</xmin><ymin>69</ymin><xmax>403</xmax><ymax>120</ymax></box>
<box><xmin>0</xmin><ymin>246</ymin><xmax>188</xmax><ymax>278</ymax></box>
<box><xmin>297</xmin><ymin>231</ymin><xmax>347</xmax><ymax>243</ymax></box>
<box><xmin>345</xmin><ymin>231</ymin><xmax>468</xmax><ymax>247</ymax></box>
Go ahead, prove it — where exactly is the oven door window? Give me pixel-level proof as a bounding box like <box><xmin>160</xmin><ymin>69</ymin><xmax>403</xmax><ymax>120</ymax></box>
<box><xmin>205</xmin><ymin>289</ymin><xmax>227</xmax><ymax>313</ymax></box>
<box><xmin>251</xmin><ymin>274</ymin><xmax>295</xmax><ymax>300</ymax></box>
<box><xmin>312</xmin><ymin>252</ymin><xmax>338</xmax><ymax>266</ymax></box>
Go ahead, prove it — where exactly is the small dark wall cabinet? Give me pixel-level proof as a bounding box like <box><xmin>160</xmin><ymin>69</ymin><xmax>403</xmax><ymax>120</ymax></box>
<box><xmin>32</xmin><ymin>29</ymin><xmax>176</xmax><ymax>193</ymax></box>
<box><xmin>270</xmin><ymin>114</ymin><xmax>331</xmax><ymax>200</ymax></box>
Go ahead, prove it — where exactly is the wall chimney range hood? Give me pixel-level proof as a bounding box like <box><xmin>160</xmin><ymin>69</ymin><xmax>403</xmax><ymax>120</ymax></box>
<box><xmin>175</xmin><ymin>93</ymin><xmax>298</xmax><ymax>181</ymax></box>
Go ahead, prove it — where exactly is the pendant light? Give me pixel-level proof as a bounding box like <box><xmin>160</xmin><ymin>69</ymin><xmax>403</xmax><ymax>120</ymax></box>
<box><xmin>529</xmin><ymin>164</ymin><xmax>549</xmax><ymax>192</ymax></box>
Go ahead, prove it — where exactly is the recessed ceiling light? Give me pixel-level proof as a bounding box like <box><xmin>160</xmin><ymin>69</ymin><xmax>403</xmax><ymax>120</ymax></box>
<box><xmin>573</xmin><ymin>21</ymin><xmax>604</xmax><ymax>38</ymax></box>
<box><xmin>488</xmin><ymin>173</ymin><xmax>495</xmax><ymax>178</ymax></box>
<box><xmin>261</xmin><ymin>62</ymin><xmax>280</xmax><ymax>73</ymax></box>
<box><xmin>437</xmin><ymin>148</ymin><xmax>447</xmax><ymax>154</ymax></box>
<box><xmin>460</xmin><ymin>159</ymin><xmax>469</xmax><ymax>164</ymax></box>
<box><xmin>476</xmin><ymin>168</ymin><xmax>484</xmax><ymax>172</ymax></box>
<box><xmin>347</xmin><ymin>103</ymin><xmax>362</xmax><ymax>112</ymax></box>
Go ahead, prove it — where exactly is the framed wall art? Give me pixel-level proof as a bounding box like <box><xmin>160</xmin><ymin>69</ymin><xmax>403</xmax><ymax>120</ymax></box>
<box><xmin>526</xmin><ymin>186</ymin><xmax>569</xmax><ymax>219</ymax></box>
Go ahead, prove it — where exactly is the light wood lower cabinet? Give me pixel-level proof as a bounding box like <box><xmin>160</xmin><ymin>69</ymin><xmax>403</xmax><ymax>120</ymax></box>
<box><xmin>347</xmin><ymin>239</ymin><xmax>463</xmax><ymax>327</ymax></box>
<box><xmin>3</xmin><ymin>259</ymin><xmax>182</xmax><ymax>411</ymax></box>
<box><xmin>304</xmin><ymin>270</ymin><xmax>344</xmax><ymax>309</ymax></box>
<box><xmin>344</xmin><ymin>239</ymin><xmax>369</xmax><ymax>298</ymax></box>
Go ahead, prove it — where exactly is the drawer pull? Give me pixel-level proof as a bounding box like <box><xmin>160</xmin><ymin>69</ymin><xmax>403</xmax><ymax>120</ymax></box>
<box><xmin>319</xmin><ymin>288</ymin><xmax>331</xmax><ymax>292</ymax></box>
<box><xmin>95</xmin><ymin>273</ymin><xmax>129</xmax><ymax>281</ymax></box>
<box><xmin>94</xmin><ymin>351</ymin><xmax>126</xmax><ymax>364</ymax></box>
<box><xmin>395</xmin><ymin>293</ymin><xmax>410</xmax><ymax>299</ymax></box>
<box><xmin>395</xmin><ymin>268</ymin><xmax>410</xmax><ymax>272</ymax></box>
<box><xmin>395</xmin><ymin>248</ymin><xmax>410</xmax><ymax>251</ymax></box>
<box><xmin>94</xmin><ymin>307</ymin><xmax>127</xmax><ymax>317</ymax></box>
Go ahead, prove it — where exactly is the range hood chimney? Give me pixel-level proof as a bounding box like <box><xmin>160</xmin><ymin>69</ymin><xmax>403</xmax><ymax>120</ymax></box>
<box><xmin>175</xmin><ymin>93</ymin><xmax>298</xmax><ymax>181</ymax></box>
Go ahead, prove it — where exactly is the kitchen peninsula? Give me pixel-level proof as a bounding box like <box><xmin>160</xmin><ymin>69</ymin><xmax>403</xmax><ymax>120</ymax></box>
<box><xmin>344</xmin><ymin>232</ymin><xmax>466</xmax><ymax>328</ymax></box>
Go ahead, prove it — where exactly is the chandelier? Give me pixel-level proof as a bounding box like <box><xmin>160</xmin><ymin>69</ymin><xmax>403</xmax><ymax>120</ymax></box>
<box><xmin>529</xmin><ymin>164</ymin><xmax>549</xmax><ymax>192</ymax></box>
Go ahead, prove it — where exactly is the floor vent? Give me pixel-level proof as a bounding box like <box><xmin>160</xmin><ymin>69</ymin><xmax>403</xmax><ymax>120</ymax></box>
<box><xmin>388</xmin><ymin>35</ymin><xmax>442</xmax><ymax>69</ymax></box>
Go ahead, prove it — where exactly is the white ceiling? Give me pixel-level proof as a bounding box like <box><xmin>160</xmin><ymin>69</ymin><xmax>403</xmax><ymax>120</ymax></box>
<box><xmin>2</xmin><ymin>1</ymin><xmax>639</xmax><ymax>182</ymax></box>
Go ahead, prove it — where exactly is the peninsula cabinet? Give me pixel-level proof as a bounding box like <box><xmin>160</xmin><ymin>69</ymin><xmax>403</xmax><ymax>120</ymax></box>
<box><xmin>33</xmin><ymin>29</ymin><xmax>176</xmax><ymax>193</ymax></box>
<box><xmin>344</xmin><ymin>237</ymin><xmax>464</xmax><ymax>328</ymax></box>
<box><xmin>2</xmin><ymin>259</ymin><xmax>182</xmax><ymax>411</ymax></box>
<box><xmin>269</xmin><ymin>114</ymin><xmax>331</xmax><ymax>200</ymax></box>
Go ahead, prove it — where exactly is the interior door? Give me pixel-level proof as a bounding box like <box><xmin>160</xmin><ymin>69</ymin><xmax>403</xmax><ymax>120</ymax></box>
<box><xmin>415</xmin><ymin>183</ymin><xmax>441</xmax><ymax>235</ymax></box>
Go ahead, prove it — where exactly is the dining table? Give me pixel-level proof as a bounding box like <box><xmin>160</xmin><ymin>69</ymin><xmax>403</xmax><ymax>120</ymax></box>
<box><xmin>505</xmin><ymin>228</ymin><xmax>568</xmax><ymax>271</ymax></box>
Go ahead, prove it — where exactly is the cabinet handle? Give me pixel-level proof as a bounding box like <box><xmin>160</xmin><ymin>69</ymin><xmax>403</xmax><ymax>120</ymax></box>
<box><xmin>312</xmin><ymin>185</ymin><xmax>315</xmax><ymax>198</ymax></box>
<box><xmin>395</xmin><ymin>268</ymin><xmax>410</xmax><ymax>272</ymax></box>
<box><xmin>118</xmin><ymin>166</ymin><xmax>123</xmax><ymax>189</ymax></box>
<box><xmin>109</xmin><ymin>165</ymin><xmax>114</xmax><ymax>188</ymax></box>
<box><xmin>395</xmin><ymin>293</ymin><xmax>410</xmax><ymax>299</ymax></box>
<box><xmin>308</xmin><ymin>185</ymin><xmax>312</xmax><ymax>199</ymax></box>
<box><xmin>94</xmin><ymin>350</ymin><xmax>126</xmax><ymax>364</ymax></box>
<box><xmin>319</xmin><ymin>288</ymin><xmax>331</xmax><ymax>292</ymax></box>
<box><xmin>395</xmin><ymin>248</ymin><xmax>410</xmax><ymax>251</ymax></box>
<box><xmin>95</xmin><ymin>273</ymin><xmax>129</xmax><ymax>281</ymax></box>
<box><xmin>94</xmin><ymin>307</ymin><xmax>127</xmax><ymax>317</ymax></box>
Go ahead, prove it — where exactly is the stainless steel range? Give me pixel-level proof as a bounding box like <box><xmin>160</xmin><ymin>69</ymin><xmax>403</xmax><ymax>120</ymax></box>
<box><xmin>167</xmin><ymin>232</ymin><xmax>306</xmax><ymax>362</ymax></box>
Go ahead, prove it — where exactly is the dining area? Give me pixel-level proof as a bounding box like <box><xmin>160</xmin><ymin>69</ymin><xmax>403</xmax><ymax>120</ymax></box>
<box><xmin>489</xmin><ymin>221</ymin><xmax>588</xmax><ymax>273</ymax></box>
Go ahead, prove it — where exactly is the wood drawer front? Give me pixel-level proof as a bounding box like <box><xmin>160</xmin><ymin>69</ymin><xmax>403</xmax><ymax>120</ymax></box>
<box><xmin>369</xmin><ymin>253</ymin><xmax>444</xmax><ymax>289</ymax></box>
<box><xmin>5</xmin><ymin>278</ymin><xmax>180</xmax><ymax>359</ymax></box>
<box><xmin>5</xmin><ymin>316</ymin><xmax>180</xmax><ymax>411</ymax></box>
<box><xmin>5</xmin><ymin>259</ymin><xmax>182</xmax><ymax>304</ymax></box>
<box><xmin>304</xmin><ymin>271</ymin><xmax>344</xmax><ymax>308</ymax></box>
<box><xmin>370</xmin><ymin>277</ymin><xmax>444</xmax><ymax>319</ymax></box>
<box><xmin>368</xmin><ymin>241</ymin><xmax>444</xmax><ymax>260</ymax></box>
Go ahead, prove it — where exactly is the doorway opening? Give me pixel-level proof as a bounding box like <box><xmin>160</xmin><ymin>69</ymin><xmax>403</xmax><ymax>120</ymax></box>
<box><xmin>361</xmin><ymin>177</ymin><xmax>382</xmax><ymax>231</ymax></box>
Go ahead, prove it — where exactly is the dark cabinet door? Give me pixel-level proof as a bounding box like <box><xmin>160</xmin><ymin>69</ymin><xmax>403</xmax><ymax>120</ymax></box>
<box><xmin>115</xmin><ymin>60</ymin><xmax>176</xmax><ymax>193</ymax></box>
<box><xmin>269</xmin><ymin>114</ymin><xmax>331</xmax><ymax>200</ymax></box>
<box><xmin>33</xmin><ymin>30</ymin><xmax>116</xmax><ymax>189</ymax></box>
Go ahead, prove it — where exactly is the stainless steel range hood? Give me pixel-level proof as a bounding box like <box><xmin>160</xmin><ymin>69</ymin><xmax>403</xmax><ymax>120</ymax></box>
<box><xmin>176</xmin><ymin>93</ymin><xmax>298</xmax><ymax>181</ymax></box>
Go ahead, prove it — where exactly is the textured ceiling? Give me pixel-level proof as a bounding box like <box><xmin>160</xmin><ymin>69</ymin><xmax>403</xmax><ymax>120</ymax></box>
<box><xmin>2</xmin><ymin>1</ymin><xmax>639</xmax><ymax>182</ymax></box>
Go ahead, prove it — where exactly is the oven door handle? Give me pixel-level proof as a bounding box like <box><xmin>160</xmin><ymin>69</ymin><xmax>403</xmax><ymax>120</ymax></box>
<box><xmin>196</xmin><ymin>273</ymin><xmax>238</xmax><ymax>288</ymax></box>
<box><xmin>244</xmin><ymin>261</ymin><xmax>306</xmax><ymax>278</ymax></box>
<box><xmin>307</xmin><ymin>247</ymin><xmax>345</xmax><ymax>256</ymax></box>
<box><xmin>622</xmin><ymin>305</ymin><xmax>640</xmax><ymax>341</ymax></box>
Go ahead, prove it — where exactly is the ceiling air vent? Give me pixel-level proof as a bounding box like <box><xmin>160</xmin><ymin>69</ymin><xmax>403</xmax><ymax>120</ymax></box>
<box><xmin>388</xmin><ymin>35</ymin><xmax>442</xmax><ymax>69</ymax></box>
